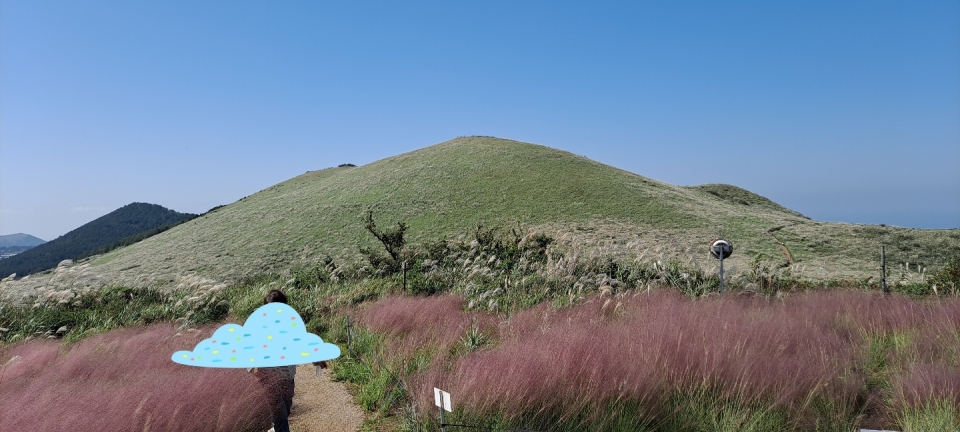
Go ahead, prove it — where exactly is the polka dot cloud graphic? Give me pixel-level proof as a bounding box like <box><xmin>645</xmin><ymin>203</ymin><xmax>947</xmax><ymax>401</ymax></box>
<box><xmin>171</xmin><ymin>303</ymin><xmax>341</xmax><ymax>368</ymax></box>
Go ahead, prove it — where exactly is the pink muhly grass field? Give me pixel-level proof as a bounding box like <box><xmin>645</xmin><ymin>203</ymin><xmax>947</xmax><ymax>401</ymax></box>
<box><xmin>418</xmin><ymin>291</ymin><xmax>863</xmax><ymax>425</ymax></box>
<box><xmin>0</xmin><ymin>323</ymin><xmax>270</xmax><ymax>432</ymax></box>
<box><xmin>363</xmin><ymin>290</ymin><xmax>960</xmax><ymax>429</ymax></box>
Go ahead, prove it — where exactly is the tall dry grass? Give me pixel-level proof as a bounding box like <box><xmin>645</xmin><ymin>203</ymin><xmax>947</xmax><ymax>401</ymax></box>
<box><xmin>0</xmin><ymin>323</ymin><xmax>270</xmax><ymax>431</ymax></box>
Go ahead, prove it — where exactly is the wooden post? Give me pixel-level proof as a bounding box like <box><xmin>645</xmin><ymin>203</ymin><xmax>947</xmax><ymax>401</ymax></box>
<box><xmin>402</xmin><ymin>261</ymin><xmax>407</xmax><ymax>292</ymax></box>
<box><xmin>345</xmin><ymin>316</ymin><xmax>352</xmax><ymax>355</ymax></box>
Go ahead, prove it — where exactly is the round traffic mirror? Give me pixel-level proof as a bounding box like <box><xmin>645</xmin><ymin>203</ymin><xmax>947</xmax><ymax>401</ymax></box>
<box><xmin>710</xmin><ymin>239</ymin><xmax>733</xmax><ymax>260</ymax></box>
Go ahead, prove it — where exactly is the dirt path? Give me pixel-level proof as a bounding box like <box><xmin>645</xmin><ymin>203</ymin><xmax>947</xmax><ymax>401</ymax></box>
<box><xmin>766</xmin><ymin>228</ymin><xmax>795</xmax><ymax>265</ymax></box>
<box><xmin>288</xmin><ymin>364</ymin><xmax>364</xmax><ymax>432</ymax></box>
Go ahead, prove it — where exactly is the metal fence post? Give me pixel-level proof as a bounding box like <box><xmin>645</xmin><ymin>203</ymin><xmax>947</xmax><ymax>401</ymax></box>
<box><xmin>439</xmin><ymin>406</ymin><xmax>446</xmax><ymax>432</ymax></box>
<box><xmin>719</xmin><ymin>255</ymin><xmax>725</xmax><ymax>295</ymax></box>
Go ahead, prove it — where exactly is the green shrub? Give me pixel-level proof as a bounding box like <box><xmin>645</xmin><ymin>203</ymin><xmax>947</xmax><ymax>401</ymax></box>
<box><xmin>928</xmin><ymin>252</ymin><xmax>960</xmax><ymax>295</ymax></box>
<box><xmin>290</xmin><ymin>256</ymin><xmax>340</xmax><ymax>289</ymax></box>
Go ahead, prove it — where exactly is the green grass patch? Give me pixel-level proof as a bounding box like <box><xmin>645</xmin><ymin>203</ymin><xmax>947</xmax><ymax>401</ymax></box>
<box><xmin>898</xmin><ymin>400</ymin><xmax>960</xmax><ymax>431</ymax></box>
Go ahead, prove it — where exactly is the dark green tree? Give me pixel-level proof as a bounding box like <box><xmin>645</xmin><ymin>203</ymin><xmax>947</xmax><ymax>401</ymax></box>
<box><xmin>360</xmin><ymin>211</ymin><xmax>408</xmax><ymax>274</ymax></box>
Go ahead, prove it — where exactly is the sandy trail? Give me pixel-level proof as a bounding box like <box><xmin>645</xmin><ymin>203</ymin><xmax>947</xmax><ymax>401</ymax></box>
<box><xmin>287</xmin><ymin>364</ymin><xmax>364</xmax><ymax>432</ymax></box>
<box><xmin>766</xmin><ymin>230</ymin><xmax>795</xmax><ymax>265</ymax></box>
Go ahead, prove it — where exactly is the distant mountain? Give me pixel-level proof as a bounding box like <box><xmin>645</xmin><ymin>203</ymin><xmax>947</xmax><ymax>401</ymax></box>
<box><xmin>0</xmin><ymin>233</ymin><xmax>46</xmax><ymax>248</ymax></box>
<box><xmin>0</xmin><ymin>203</ymin><xmax>197</xmax><ymax>278</ymax></box>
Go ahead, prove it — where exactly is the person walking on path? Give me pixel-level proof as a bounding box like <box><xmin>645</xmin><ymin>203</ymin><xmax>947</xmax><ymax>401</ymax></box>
<box><xmin>250</xmin><ymin>289</ymin><xmax>328</xmax><ymax>432</ymax></box>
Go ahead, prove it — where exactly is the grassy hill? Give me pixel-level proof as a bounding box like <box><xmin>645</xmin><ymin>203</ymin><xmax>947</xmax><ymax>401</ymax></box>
<box><xmin>2</xmin><ymin>137</ymin><xmax>957</xmax><ymax>299</ymax></box>
<box><xmin>0</xmin><ymin>203</ymin><xmax>197</xmax><ymax>279</ymax></box>
<box><xmin>3</xmin><ymin>137</ymin><xmax>957</xmax><ymax>432</ymax></box>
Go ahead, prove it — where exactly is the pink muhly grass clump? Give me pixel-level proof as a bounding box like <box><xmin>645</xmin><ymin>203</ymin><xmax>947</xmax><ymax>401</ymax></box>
<box><xmin>893</xmin><ymin>364</ymin><xmax>960</xmax><ymax>409</ymax></box>
<box><xmin>420</xmin><ymin>314</ymin><xmax>671</xmax><ymax>423</ymax></box>
<box><xmin>360</xmin><ymin>294</ymin><xmax>496</xmax><ymax>357</ymax></box>
<box><xmin>0</xmin><ymin>323</ymin><xmax>270</xmax><ymax>432</ymax></box>
<box><xmin>833</xmin><ymin>290</ymin><xmax>943</xmax><ymax>334</ymax></box>
<box><xmin>913</xmin><ymin>299</ymin><xmax>960</xmax><ymax>367</ymax></box>
<box><xmin>0</xmin><ymin>339</ymin><xmax>61</xmax><ymax>383</ymax></box>
<box><xmin>885</xmin><ymin>297</ymin><xmax>960</xmax><ymax>409</ymax></box>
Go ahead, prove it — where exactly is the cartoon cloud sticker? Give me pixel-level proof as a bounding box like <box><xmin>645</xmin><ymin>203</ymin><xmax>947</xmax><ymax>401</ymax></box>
<box><xmin>172</xmin><ymin>303</ymin><xmax>340</xmax><ymax>368</ymax></box>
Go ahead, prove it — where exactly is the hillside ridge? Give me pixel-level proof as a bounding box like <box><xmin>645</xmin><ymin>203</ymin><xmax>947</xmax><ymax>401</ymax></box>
<box><xmin>1</xmin><ymin>137</ymin><xmax>956</xmax><ymax>301</ymax></box>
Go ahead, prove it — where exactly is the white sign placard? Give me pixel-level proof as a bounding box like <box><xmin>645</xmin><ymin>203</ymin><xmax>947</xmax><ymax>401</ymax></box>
<box><xmin>433</xmin><ymin>387</ymin><xmax>452</xmax><ymax>412</ymax></box>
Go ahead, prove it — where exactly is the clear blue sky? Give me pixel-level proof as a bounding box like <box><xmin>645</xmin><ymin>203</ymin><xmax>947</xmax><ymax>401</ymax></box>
<box><xmin>2</xmin><ymin>1</ymin><xmax>958</xmax><ymax>241</ymax></box>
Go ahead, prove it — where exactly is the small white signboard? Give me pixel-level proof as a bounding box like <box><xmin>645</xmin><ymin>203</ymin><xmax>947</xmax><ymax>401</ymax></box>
<box><xmin>434</xmin><ymin>387</ymin><xmax>452</xmax><ymax>412</ymax></box>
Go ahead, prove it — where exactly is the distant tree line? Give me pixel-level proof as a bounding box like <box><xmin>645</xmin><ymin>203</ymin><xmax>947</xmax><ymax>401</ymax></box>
<box><xmin>0</xmin><ymin>203</ymin><xmax>197</xmax><ymax>279</ymax></box>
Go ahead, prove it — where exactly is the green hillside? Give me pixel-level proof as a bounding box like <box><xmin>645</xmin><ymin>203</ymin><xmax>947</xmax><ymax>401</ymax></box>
<box><xmin>3</xmin><ymin>137</ymin><xmax>957</xmax><ymax>298</ymax></box>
